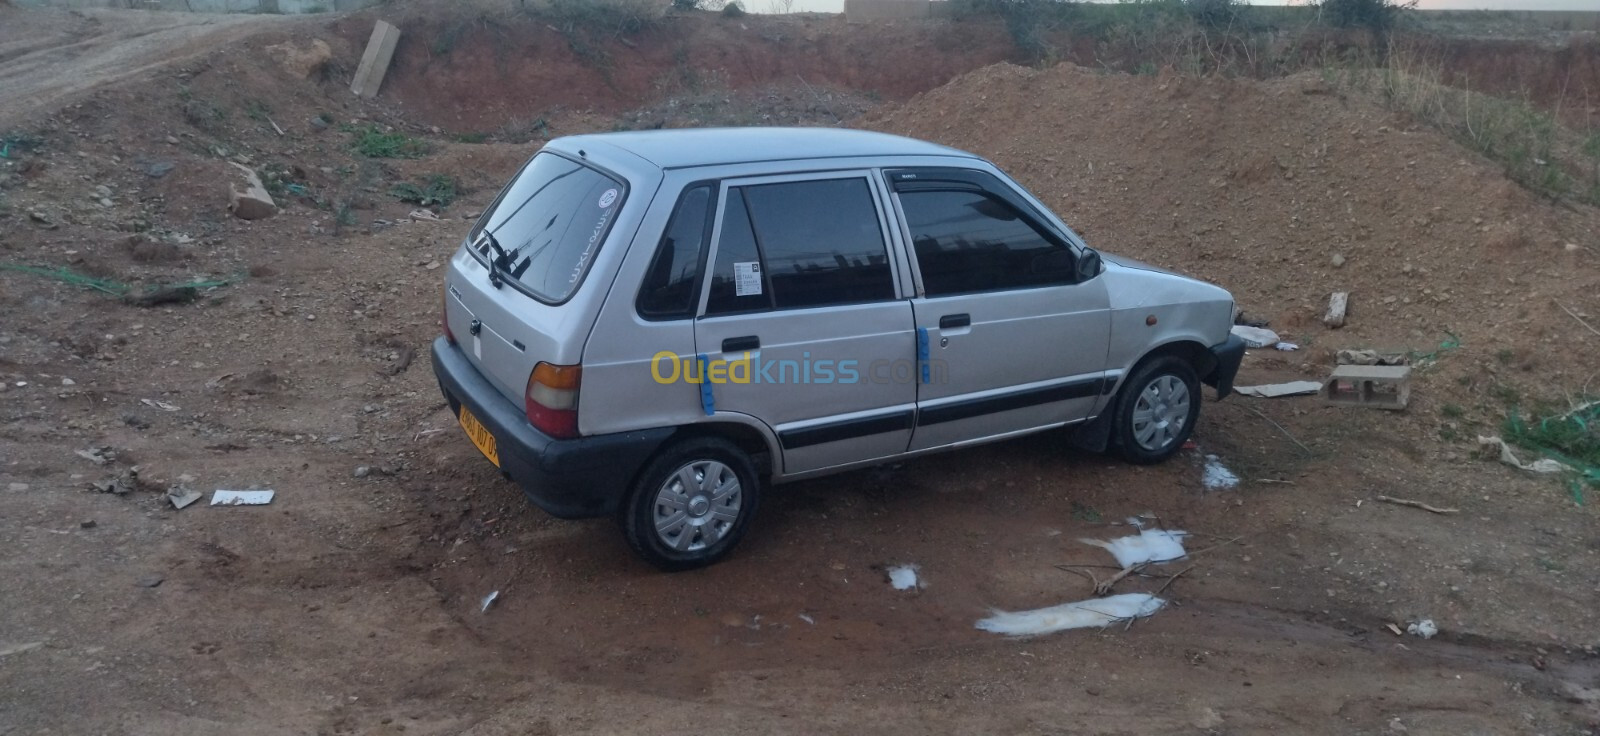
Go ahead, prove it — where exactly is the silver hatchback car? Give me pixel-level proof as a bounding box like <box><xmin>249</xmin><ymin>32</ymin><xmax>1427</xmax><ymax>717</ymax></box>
<box><xmin>432</xmin><ymin>128</ymin><xmax>1244</xmax><ymax>570</ymax></box>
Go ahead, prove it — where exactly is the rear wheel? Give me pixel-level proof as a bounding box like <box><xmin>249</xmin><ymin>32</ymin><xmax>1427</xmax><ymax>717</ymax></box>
<box><xmin>1110</xmin><ymin>355</ymin><xmax>1202</xmax><ymax>464</ymax></box>
<box><xmin>620</xmin><ymin>436</ymin><xmax>760</xmax><ymax>571</ymax></box>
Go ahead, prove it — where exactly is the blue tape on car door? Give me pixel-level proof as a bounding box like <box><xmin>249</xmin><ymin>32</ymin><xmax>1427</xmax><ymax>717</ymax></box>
<box><xmin>916</xmin><ymin>327</ymin><xmax>930</xmax><ymax>384</ymax></box>
<box><xmin>697</xmin><ymin>353</ymin><xmax>715</xmax><ymax>416</ymax></box>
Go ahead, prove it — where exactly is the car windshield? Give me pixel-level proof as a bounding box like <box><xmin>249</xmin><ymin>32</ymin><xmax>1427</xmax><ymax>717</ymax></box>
<box><xmin>466</xmin><ymin>152</ymin><xmax>626</xmax><ymax>303</ymax></box>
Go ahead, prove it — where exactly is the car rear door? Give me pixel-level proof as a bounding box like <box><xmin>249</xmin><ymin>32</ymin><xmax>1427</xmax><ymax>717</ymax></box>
<box><xmin>691</xmin><ymin>171</ymin><xmax>917</xmax><ymax>476</ymax></box>
<box><xmin>885</xmin><ymin>168</ymin><xmax>1112</xmax><ymax>452</ymax></box>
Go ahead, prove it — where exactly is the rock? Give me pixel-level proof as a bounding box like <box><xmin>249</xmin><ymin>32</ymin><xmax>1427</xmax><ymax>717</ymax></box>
<box><xmin>7</xmin><ymin>483</ymin><xmax>29</xmax><ymax>492</ymax></box>
<box><xmin>1566</xmin><ymin>243</ymin><xmax>1582</xmax><ymax>252</ymax></box>
<box><xmin>265</xmin><ymin>38</ymin><xmax>334</xmax><ymax>80</ymax></box>
<box><xmin>166</xmin><ymin>135</ymin><xmax>180</xmax><ymax>145</ymax></box>
<box><xmin>353</xmin><ymin>466</ymin><xmax>371</xmax><ymax>478</ymax></box>
<box><xmin>28</xmin><ymin>210</ymin><xmax>57</xmax><ymax>229</ymax></box>
<box><xmin>61</xmin><ymin>378</ymin><xmax>75</xmax><ymax>386</ymax></box>
<box><xmin>126</xmin><ymin>285</ymin><xmax>198</xmax><ymax>307</ymax></box>
<box><xmin>75</xmin><ymin>447</ymin><xmax>115</xmax><ymax>465</ymax></box>
<box><xmin>98</xmin><ymin>198</ymin><xmax>114</xmax><ymax>208</ymax></box>
<box><xmin>94</xmin><ymin>185</ymin><xmax>112</xmax><ymax>198</ymax></box>
<box><xmin>227</xmin><ymin>163</ymin><xmax>277</xmax><ymax>220</ymax></box>
<box><xmin>142</xmin><ymin>161</ymin><xmax>175</xmax><ymax>178</ymax></box>
<box><xmin>1330</xmin><ymin>253</ymin><xmax>1345</xmax><ymax>268</ymax></box>
<box><xmin>1192</xmin><ymin>707</ymin><xmax>1223</xmax><ymax>730</ymax></box>
<box><xmin>80</xmin><ymin>520</ymin><xmax>96</xmax><ymax>529</ymax></box>
<box><xmin>136</xmin><ymin>574</ymin><xmax>164</xmax><ymax>588</ymax></box>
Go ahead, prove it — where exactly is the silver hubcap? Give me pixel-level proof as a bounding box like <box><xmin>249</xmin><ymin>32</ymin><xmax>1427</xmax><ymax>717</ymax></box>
<box><xmin>1131</xmin><ymin>375</ymin><xmax>1191</xmax><ymax>452</ymax></box>
<box><xmin>653</xmin><ymin>460</ymin><xmax>741</xmax><ymax>552</ymax></box>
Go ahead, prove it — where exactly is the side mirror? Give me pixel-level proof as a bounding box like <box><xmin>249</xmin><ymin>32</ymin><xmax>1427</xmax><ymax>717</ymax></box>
<box><xmin>1075</xmin><ymin>248</ymin><xmax>1103</xmax><ymax>282</ymax></box>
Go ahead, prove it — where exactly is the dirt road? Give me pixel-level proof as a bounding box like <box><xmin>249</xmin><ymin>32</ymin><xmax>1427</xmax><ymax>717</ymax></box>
<box><xmin>1</xmin><ymin>4</ymin><xmax>1597</xmax><ymax>734</ymax></box>
<box><xmin>0</xmin><ymin>5</ymin><xmax>305</xmax><ymax>128</ymax></box>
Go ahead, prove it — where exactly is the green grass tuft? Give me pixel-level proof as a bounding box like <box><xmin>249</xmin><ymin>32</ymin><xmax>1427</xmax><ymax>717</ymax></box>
<box><xmin>390</xmin><ymin>175</ymin><xmax>459</xmax><ymax>208</ymax></box>
<box><xmin>349</xmin><ymin>125</ymin><xmax>429</xmax><ymax>159</ymax></box>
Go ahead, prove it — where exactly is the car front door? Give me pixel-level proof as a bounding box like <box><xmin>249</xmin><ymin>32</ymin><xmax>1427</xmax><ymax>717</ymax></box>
<box><xmin>691</xmin><ymin>171</ymin><xmax>918</xmax><ymax>476</ymax></box>
<box><xmin>886</xmin><ymin>168</ymin><xmax>1112</xmax><ymax>452</ymax></box>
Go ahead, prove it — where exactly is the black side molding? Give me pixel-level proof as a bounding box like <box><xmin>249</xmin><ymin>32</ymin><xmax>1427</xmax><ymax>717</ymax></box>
<box><xmin>917</xmin><ymin>377</ymin><xmax>1106</xmax><ymax>427</ymax></box>
<box><xmin>779</xmin><ymin>410</ymin><xmax>914</xmax><ymax>450</ymax></box>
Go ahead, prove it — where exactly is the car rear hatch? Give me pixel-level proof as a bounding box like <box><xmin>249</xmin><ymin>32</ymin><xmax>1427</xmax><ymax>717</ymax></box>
<box><xmin>443</xmin><ymin>151</ymin><xmax>630</xmax><ymax>410</ymax></box>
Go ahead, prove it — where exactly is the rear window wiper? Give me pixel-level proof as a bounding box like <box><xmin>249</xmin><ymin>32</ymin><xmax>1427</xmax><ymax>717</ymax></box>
<box><xmin>477</xmin><ymin>229</ymin><xmax>511</xmax><ymax>289</ymax></box>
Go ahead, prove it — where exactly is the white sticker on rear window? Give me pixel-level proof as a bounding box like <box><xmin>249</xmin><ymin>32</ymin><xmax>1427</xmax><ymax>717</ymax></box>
<box><xmin>734</xmin><ymin>261</ymin><xmax>762</xmax><ymax>297</ymax></box>
<box><xmin>598</xmin><ymin>188</ymin><xmax>618</xmax><ymax>209</ymax></box>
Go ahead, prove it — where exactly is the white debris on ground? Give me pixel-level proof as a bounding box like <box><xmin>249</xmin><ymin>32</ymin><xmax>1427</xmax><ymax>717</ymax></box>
<box><xmin>210</xmin><ymin>490</ymin><xmax>275</xmax><ymax>506</ymax></box>
<box><xmin>1406</xmin><ymin>619</ymin><xmax>1438</xmax><ymax>639</ymax></box>
<box><xmin>1477</xmin><ymin>435</ymin><xmax>1571</xmax><ymax>474</ymax></box>
<box><xmin>975</xmin><ymin>593</ymin><xmax>1166</xmax><ymax>636</ymax></box>
<box><xmin>1229</xmin><ymin>325</ymin><xmax>1280</xmax><ymax>348</ymax></box>
<box><xmin>1081</xmin><ymin>529</ymin><xmax>1189</xmax><ymax>568</ymax></box>
<box><xmin>1202</xmin><ymin>455</ymin><xmax>1240</xmax><ymax>490</ymax></box>
<box><xmin>480</xmin><ymin>590</ymin><xmax>500</xmax><ymax>613</ymax></box>
<box><xmin>887</xmin><ymin>565</ymin><xmax>920</xmax><ymax>590</ymax></box>
<box><xmin>1235</xmin><ymin>381</ymin><xmax>1322</xmax><ymax>398</ymax></box>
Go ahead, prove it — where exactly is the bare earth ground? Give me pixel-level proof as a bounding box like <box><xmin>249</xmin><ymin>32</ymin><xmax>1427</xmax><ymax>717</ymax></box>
<box><xmin>2</xmin><ymin>5</ymin><xmax>1599</xmax><ymax>735</ymax></box>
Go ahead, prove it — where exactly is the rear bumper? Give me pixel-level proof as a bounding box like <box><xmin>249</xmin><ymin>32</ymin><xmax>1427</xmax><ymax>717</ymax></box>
<box><xmin>429</xmin><ymin>337</ymin><xmax>673</xmax><ymax>519</ymax></box>
<box><xmin>1204</xmin><ymin>334</ymin><xmax>1246</xmax><ymax>400</ymax></box>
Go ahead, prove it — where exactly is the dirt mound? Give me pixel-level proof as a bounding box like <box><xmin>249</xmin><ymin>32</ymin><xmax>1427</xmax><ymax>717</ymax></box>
<box><xmin>870</xmin><ymin>63</ymin><xmax>1600</xmax><ymax>410</ymax></box>
<box><xmin>325</xmin><ymin>5</ymin><xmax>1017</xmax><ymax>131</ymax></box>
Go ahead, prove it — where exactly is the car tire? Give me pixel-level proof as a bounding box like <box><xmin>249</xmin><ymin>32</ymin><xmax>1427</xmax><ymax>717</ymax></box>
<box><xmin>1110</xmin><ymin>355</ymin><xmax>1202</xmax><ymax>465</ymax></box>
<box><xmin>620</xmin><ymin>436</ymin><xmax>760</xmax><ymax>571</ymax></box>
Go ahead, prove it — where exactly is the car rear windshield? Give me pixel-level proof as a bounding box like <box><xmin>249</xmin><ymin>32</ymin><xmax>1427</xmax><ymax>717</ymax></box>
<box><xmin>465</xmin><ymin>152</ymin><xmax>626</xmax><ymax>304</ymax></box>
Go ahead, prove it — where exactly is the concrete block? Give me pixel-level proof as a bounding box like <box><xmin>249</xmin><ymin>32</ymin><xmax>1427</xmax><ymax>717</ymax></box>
<box><xmin>350</xmin><ymin>20</ymin><xmax>400</xmax><ymax>99</ymax></box>
<box><xmin>1323</xmin><ymin>364</ymin><xmax>1410</xmax><ymax>410</ymax></box>
<box><xmin>227</xmin><ymin>163</ymin><xmax>277</xmax><ymax>221</ymax></box>
<box><xmin>845</xmin><ymin>0</ymin><xmax>930</xmax><ymax>22</ymax></box>
<box><xmin>1324</xmin><ymin>291</ymin><xmax>1348</xmax><ymax>328</ymax></box>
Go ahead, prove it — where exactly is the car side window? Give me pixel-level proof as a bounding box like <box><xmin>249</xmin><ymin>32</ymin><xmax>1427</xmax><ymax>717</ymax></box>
<box><xmin>637</xmin><ymin>185</ymin><xmax>714</xmax><ymax>320</ymax></box>
<box><xmin>705</xmin><ymin>177</ymin><xmax>895</xmax><ymax>315</ymax></box>
<box><xmin>898</xmin><ymin>189</ymin><xmax>1077</xmax><ymax>297</ymax></box>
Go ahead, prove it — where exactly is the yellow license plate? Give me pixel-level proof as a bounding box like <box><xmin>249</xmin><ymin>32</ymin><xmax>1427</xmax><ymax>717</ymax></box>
<box><xmin>457</xmin><ymin>406</ymin><xmax>500</xmax><ymax>468</ymax></box>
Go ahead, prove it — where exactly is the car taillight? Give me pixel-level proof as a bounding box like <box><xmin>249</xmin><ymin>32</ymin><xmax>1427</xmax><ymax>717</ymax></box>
<box><xmin>525</xmin><ymin>362</ymin><xmax>580</xmax><ymax>439</ymax></box>
<box><xmin>442</xmin><ymin>289</ymin><xmax>456</xmax><ymax>344</ymax></box>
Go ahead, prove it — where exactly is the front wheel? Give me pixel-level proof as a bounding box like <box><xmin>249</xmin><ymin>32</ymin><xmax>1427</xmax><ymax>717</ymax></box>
<box><xmin>620</xmin><ymin>436</ymin><xmax>760</xmax><ymax>571</ymax></box>
<box><xmin>1110</xmin><ymin>356</ymin><xmax>1202</xmax><ymax>465</ymax></box>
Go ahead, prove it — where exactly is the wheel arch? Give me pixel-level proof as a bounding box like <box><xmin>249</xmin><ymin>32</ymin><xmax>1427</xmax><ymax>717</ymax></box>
<box><xmin>1108</xmin><ymin>338</ymin><xmax>1216</xmax><ymax>398</ymax></box>
<box><xmin>665</xmin><ymin>415</ymin><xmax>780</xmax><ymax>479</ymax></box>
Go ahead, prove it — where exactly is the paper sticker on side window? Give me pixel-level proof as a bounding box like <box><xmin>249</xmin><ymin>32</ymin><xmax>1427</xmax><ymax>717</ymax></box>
<box><xmin>734</xmin><ymin>261</ymin><xmax>762</xmax><ymax>297</ymax></box>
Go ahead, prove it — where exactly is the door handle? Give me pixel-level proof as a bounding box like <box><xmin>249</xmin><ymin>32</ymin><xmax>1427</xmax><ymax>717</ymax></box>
<box><xmin>722</xmin><ymin>335</ymin><xmax>760</xmax><ymax>353</ymax></box>
<box><xmin>938</xmin><ymin>314</ymin><xmax>970</xmax><ymax>329</ymax></box>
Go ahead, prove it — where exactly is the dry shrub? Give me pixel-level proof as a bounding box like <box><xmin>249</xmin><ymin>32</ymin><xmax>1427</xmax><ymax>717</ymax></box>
<box><xmin>1327</xmin><ymin>43</ymin><xmax>1600</xmax><ymax>205</ymax></box>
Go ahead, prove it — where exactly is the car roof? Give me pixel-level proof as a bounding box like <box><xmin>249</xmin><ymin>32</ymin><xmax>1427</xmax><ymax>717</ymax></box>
<box><xmin>547</xmin><ymin>127</ymin><xmax>979</xmax><ymax>170</ymax></box>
